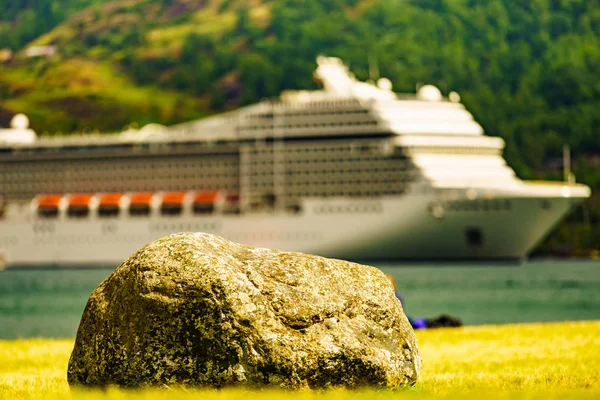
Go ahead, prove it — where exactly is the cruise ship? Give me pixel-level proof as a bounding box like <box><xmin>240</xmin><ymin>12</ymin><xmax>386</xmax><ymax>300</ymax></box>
<box><xmin>0</xmin><ymin>57</ymin><xmax>591</xmax><ymax>268</ymax></box>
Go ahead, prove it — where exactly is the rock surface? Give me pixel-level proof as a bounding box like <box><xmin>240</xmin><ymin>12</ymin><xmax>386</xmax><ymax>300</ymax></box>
<box><xmin>67</xmin><ymin>233</ymin><xmax>421</xmax><ymax>389</ymax></box>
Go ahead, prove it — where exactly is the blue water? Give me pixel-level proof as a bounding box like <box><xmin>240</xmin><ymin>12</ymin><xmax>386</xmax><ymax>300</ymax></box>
<box><xmin>0</xmin><ymin>260</ymin><xmax>599</xmax><ymax>339</ymax></box>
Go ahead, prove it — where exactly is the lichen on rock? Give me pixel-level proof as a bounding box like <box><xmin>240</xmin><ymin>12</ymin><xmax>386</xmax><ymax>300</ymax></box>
<box><xmin>67</xmin><ymin>232</ymin><xmax>421</xmax><ymax>389</ymax></box>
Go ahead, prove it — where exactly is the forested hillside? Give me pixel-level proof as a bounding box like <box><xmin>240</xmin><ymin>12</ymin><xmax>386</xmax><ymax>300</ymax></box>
<box><xmin>0</xmin><ymin>0</ymin><xmax>105</xmax><ymax>49</ymax></box>
<box><xmin>0</xmin><ymin>0</ymin><xmax>598</xmax><ymax>255</ymax></box>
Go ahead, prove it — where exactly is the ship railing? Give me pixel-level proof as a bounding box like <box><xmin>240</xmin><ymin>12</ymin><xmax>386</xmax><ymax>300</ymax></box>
<box><xmin>393</xmin><ymin>94</ymin><xmax>452</xmax><ymax>102</ymax></box>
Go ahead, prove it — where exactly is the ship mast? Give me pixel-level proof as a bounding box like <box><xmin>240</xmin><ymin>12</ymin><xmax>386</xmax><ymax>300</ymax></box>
<box><xmin>563</xmin><ymin>144</ymin><xmax>574</xmax><ymax>184</ymax></box>
<box><xmin>368</xmin><ymin>53</ymin><xmax>379</xmax><ymax>83</ymax></box>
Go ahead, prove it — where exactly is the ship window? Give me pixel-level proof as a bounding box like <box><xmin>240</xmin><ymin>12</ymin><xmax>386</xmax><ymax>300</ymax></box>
<box><xmin>466</xmin><ymin>227</ymin><xmax>484</xmax><ymax>247</ymax></box>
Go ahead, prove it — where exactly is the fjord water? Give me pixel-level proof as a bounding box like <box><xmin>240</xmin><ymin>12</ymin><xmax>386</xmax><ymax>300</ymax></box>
<box><xmin>0</xmin><ymin>260</ymin><xmax>599</xmax><ymax>339</ymax></box>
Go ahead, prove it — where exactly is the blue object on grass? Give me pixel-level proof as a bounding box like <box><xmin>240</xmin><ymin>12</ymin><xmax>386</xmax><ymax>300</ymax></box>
<box><xmin>411</xmin><ymin>318</ymin><xmax>427</xmax><ymax>329</ymax></box>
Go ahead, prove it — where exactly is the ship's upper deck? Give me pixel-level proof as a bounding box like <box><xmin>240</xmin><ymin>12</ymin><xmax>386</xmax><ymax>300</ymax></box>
<box><xmin>1</xmin><ymin>56</ymin><xmax>495</xmax><ymax>157</ymax></box>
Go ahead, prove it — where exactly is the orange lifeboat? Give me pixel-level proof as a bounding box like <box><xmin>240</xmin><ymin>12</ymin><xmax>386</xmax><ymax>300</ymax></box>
<box><xmin>98</xmin><ymin>193</ymin><xmax>123</xmax><ymax>217</ymax></box>
<box><xmin>130</xmin><ymin>192</ymin><xmax>153</xmax><ymax>205</ymax></box>
<box><xmin>162</xmin><ymin>191</ymin><xmax>186</xmax><ymax>205</ymax></box>
<box><xmin>99</xmin><ymin>193</ymin><xmax>123</xmax><ymax>207</ymax></box>
<box><xmin>68</xmin><ymin>194</ymin><xmax>93</xmax><ymax>217</ymax></box>
<box><xmin>37</xmin><ymin>194</ymin><xmax>62</xmax><ymax>218</ymax></box>
<box><xmin>161</xmin><ymin>191</ymin><xmax>186</xmax><ymax>216</ymax></box>
<box><xmin>69</xmin><ymin>194</ymin><xmax>92</xmax><ymax>206</ymax></box>
<box><xmin>129</xmin><ymin>192</ymin><xmax>153</xmax><ymax>216</ymax></box>
<box><xmin>193</xmin><ymin>191</ymin><xmax>218</xmax><ymax>214</ymax></box>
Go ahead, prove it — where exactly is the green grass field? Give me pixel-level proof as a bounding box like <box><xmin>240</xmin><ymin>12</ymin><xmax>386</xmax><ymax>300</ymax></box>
<box><xmin>1</xmin><ymin>321</ymin><xmax>599</xmax><ymax>399</ymax></box>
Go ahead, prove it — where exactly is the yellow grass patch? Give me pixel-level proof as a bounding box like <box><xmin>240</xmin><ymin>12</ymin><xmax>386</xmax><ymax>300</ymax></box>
<box><xmin>0</xmin><ymin>321</ymin><xmax>598</xmax><ymax>399</ymax></box>
<box><xmin>147</xmin><ymin>10</ymin><xmax>236</xmax><ymax>45</ymax></box>
<box><xmin>249</xmin><ymin>4</ymin><xmax>272</xmax><ymax>28</ymax></box>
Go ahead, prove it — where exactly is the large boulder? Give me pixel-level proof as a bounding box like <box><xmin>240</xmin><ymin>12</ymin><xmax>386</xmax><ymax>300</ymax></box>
<box><xmin>67</xmin><ymin>233</ymin><xmax>421</xmax><ymax>389</ymax></box>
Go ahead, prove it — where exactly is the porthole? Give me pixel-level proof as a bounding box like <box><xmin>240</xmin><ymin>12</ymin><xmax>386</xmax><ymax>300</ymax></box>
<box><xmin>466</xmin><ymin>227</ymin><xmax>484</xmax><ymax>248</ymax></box>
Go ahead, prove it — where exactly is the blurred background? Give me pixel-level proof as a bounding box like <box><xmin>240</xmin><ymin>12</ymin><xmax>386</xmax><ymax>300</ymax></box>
<box><xmin>0</xmin><ymin>0</ymin><xmax>599</xmax><ymax>338</ymax></box>
<box><xmin>1</xmin><ymin>0</ymin><xmax>599</xmax><ymax>256</ymax></box>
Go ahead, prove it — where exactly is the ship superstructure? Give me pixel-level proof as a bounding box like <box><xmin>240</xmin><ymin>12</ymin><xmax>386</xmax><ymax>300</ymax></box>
<box><xmin>0</xmin><ymin>57</ymin><xmax>591</xmax><ymax>267</ymax></box>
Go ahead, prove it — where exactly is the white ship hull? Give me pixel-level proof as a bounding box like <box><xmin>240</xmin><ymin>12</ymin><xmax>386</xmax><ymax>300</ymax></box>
<box><xmin>0</xmin><ymin>57</ymin><xmax>592</xmax><ymax>268</ymax></box>
<box><xmin>0</xmin><ymin>184</ymin><xmax>588</xmax><ymax>268</ymax></box>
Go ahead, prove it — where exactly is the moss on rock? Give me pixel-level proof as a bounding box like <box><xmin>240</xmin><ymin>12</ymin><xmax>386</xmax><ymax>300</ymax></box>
<box><xmin>67</xmin><ymin>233</ymin><xmax>421</xmax><ymax>389</ymax></box>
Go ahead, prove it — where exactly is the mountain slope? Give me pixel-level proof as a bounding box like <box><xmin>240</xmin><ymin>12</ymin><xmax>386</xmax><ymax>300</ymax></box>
<box><xmin>0</xmin><ymin>0</ymin><xmax>107</xmax><ymax>50</ymax></box>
